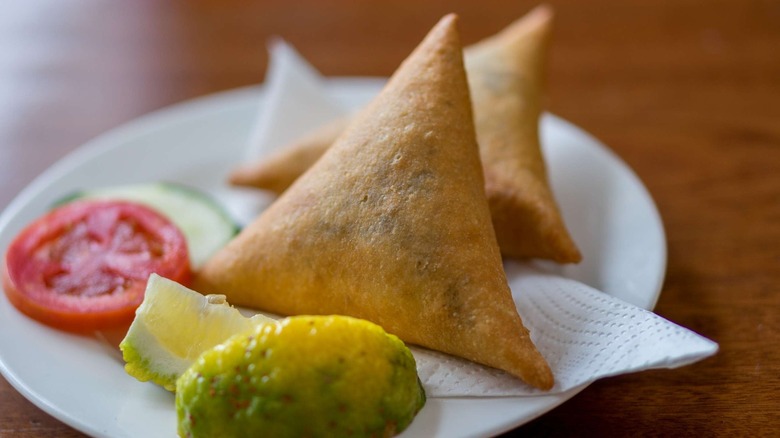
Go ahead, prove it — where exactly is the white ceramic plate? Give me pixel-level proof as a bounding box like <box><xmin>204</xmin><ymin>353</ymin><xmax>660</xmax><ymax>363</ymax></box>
<box><xmin>0</xmin><ymin>78</ymin><xmax>665</xmax><ymax>437</ymax></box>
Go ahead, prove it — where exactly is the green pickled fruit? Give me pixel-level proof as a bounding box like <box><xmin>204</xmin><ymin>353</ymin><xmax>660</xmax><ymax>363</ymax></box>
<box><xmin>176</xmin><ymin>315</ymin><xmax>426</xmax><ymax>438</ymax></box>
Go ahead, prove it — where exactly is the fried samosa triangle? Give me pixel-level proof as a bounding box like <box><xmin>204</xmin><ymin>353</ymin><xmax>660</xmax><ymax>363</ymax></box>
<box><xmin>229</xmin><ymin>116</ymin><xmax>349</xmax><ymax>194</ymax></box>
<box><xmin>229</xmin><ymin>5</ymin><xmax>580</xmax><ymax>264</ymax></box>
<box><xmin>465</xmin><ymin>5</ymin><xmax>579</xmax><ymax>263</ymax></box>
<box><xmin>197</xmin><ymin>14</ymin><xmax>554</xmax><ymax>390</ymax></box>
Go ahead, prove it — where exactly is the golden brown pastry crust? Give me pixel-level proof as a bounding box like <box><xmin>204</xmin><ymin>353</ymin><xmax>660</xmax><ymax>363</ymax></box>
<box><xmin>229</xmin><ymin>6</ymin><xmax>580</xmax><ymax>264</ymax></box>
<box><xmin>228</xmin><ymin>117</ymin><xmax>348</xmax><ymax>193</ymax></box>
<box><xmin>197</xmin><ymin>14</ymin><xmax>553</xmax><ymax>390</ymax></box>
<box><xmin>465</xmin><ymin>5</ymin><xmax>581</xmax><ymax>263</ymax></box>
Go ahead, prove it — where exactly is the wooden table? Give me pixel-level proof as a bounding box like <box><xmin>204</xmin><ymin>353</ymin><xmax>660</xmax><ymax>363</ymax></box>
<box><xmin>1</xmin><ymin>1</ymin><xmax>777</xmax><ymax>436</ymax></box>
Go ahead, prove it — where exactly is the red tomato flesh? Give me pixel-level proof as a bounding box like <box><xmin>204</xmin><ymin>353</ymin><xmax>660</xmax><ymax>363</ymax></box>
<box><xmin>3</xmin><ymin>199</ymin><xmax>190</xmax><ymax>332</ymax></box>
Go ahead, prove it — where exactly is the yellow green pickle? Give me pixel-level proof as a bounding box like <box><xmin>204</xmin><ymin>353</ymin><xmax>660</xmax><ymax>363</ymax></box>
<box><xmin>176</xmin><ymin>315</ymin><xmax>426</xmax><ymax>438</ymax></box>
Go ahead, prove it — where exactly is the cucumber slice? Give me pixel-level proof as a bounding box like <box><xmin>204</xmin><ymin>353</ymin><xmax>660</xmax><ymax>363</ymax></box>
<box><xmin>59</xmin><ymin>182</ymin><xmax>239</xmax><ymax>269</ymax></box>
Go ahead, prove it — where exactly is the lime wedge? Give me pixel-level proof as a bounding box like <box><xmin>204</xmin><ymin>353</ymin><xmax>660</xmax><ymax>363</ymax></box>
<box><xmin>119</xmin><ymin>274</ymin><xmax>275</xmax><ymax>391</ymax></box>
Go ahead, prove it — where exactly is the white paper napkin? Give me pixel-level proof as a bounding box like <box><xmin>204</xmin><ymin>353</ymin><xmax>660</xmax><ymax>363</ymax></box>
<box><xmin>245</xmin><ymin>39</ymin><xmax>348</xmax><ymax>162</ymax></box>
<box><xmin>412</xmin><ymin>261</ymin><xmax>718</xmax><ymax>395</ymax></box>
<box><xmin>242</xmin><ymin>40</ymin><xmax>718</xmax><ymax>397</ymax></box>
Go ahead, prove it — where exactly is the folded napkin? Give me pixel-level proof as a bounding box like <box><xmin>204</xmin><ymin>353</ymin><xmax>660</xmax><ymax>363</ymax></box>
<box><xmin>240</xmin><ymin>40</ymin><xmax>718</xmax><ymax>396</ymax></box>
<box><xmin>246</xmin><ymin>39</ymin><xmax>348</xmax><ymax>162</ymax></box>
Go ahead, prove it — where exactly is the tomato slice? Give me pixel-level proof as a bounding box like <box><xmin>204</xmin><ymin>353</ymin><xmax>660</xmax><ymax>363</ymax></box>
<box><xmin>3</xmin><ymin>200</ymin><xmax>190</xmax><ymax>332</ymax></box>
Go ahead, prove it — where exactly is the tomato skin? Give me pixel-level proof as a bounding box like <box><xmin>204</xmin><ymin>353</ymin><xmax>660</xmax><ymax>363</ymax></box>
<box><xmin>3</xmin><ymin>200</ymin><xmax>190</xmax><ymax>332</ymax></box>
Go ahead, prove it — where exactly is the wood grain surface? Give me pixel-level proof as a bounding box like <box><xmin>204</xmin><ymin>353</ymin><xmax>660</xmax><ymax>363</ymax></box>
<box><xmin>1</xmin><ymin>0</ymin><xmax>778</xmax><ymax>436</ymax></box>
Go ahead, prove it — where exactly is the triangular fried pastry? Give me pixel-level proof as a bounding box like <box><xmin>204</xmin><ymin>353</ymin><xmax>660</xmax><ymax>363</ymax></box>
<box><xmin>230</xmin><ymin>6</ymin><xmax>580</xmax><ymax>264</ymax></box>
<box><xmin>465</xmin><ymin>5</ymin><xmax>580</xmax><ymax>263</ymax></box>
<box><xmin>197</xmin><ymin>14</ymin><xmax>553</xmax><ymax>390</ymax></box>
<box><xmin>228</xmin><ymin>116</ymin><xmax>348</xmax><ymax>193</ymax></box>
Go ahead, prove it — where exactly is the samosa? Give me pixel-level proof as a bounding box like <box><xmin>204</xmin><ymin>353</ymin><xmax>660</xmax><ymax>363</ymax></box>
<box><xmin>230</xmin><ymin>116</ymin><xmax>349</xmax><ymax>195</ymax></box>
<box><xmin>198</xmin><ymin>14</ymin><xmax>553</xmax><ymax>390</ymax></box>
<box><xmin>465</xmin><ymin>5</ymin><xmax>579</xmax><ymax>263</ymax></box>
<box><xmin>229</xmin><ymin>5</ymin><xmax>580</xmax><ymax>264</ymax></box>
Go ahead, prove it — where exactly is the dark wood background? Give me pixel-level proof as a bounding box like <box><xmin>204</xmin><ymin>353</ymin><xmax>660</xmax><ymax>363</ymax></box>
<box><xmin>1</xmin><ymin>0</ymin><xmax>778</xmax><ymax>436</ymax></box>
